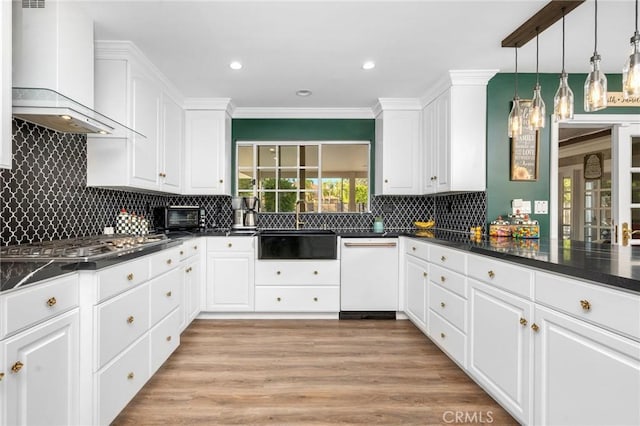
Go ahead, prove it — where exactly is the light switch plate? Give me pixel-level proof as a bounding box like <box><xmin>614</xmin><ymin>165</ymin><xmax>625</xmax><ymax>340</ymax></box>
<box><xmin>534</xmin><ymin>200</ymin><xmax>548</xmax><ymax>214</ymax></box>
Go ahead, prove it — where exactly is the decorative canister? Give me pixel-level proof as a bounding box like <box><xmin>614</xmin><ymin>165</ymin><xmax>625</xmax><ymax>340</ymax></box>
<box><xmin>115</xmin><ymin>208</ymin><xmax>130</xmax><ymax>235</ymax></box>
<box><xmin>511</xmin><ymin>215</ymin><xmax>540</xmax><ymax>239</ymax></box>
<box><xmin>489</xmin><ymin>216</ymin><xmax>512</xmax><ymax>237</ymax></box>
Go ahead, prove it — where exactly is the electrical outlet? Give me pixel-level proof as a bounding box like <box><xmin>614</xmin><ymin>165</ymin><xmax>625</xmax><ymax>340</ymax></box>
<box><xmin>534</xmin><ymin>200</ymin><xmax>548</xmax><ymax>214</ymax></box>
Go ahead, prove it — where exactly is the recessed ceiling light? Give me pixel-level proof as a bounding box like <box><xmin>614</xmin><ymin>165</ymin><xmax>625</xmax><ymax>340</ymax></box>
<box><xmin>60</xmin><ymin>114</ymin><xmax>72</xmax><ymax>120</ymax></box>
<box><xmin>296</xmin><ymin>89</ymin><xmax>312</xmax><ymax>97</ymax></box>
<box><xmin>362</xmin><ymin>61</ymin><xmax>376</xmax><ymax>70</ymax></box>
<box><xmin>229</xmin><ymin>61</ymin><xmax>242</xmax><ymax>70</ymax></box>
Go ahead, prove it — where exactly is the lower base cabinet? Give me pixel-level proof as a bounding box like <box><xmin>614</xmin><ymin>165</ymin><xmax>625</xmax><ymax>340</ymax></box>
<box><xmin>468</xmin><ymin>279</ymin><xmax>533</xmax><ymax>424</ymax></box>
<box><xmin>405</xmin><ymin>255</ymin><xmax>428</xmax><ymax>329</ymax></box>
<box><xmin>205</xmin><ymin>237</ymin><xmax>255</xmax><ymax>312</ymax></box>
<box><xmin>254</xmin><ymin>286</ymin><xmax>340</xmax><ymax>312</ymax></box>
<box><xmin>2</xmin><ymin>309</ymin><xmax>79</xmax><ymax>426</ymax></box>
<box><xmin>533</xmin><ymin>305</ymin><xmax>640</xmax><ymax>426</ymax></box>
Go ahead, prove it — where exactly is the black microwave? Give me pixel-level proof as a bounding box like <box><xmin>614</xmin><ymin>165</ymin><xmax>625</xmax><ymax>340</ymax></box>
<box><xmin>154</xmin><ymin>206</ymin><xmax>205</xmax><ymax>231</ymax></box>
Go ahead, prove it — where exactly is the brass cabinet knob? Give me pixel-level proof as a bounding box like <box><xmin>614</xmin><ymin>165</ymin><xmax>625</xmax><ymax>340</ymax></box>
<box><xmin>440</xmin><ymin>276</ymin><xmax>446</xmax><ymax>282</ymax></box>
<box><xmin>276</xmin><ymin>271</ymin><xmax>281</xmax><ymax>275</ymax></box>
<box><xmin>531</xmin><ymin>323</ymin><xmax>539</xmax><ymax>332</ymax></box>
<box><xmin>158</xmin><ymin>172</ymin><xmax>163</xmax><ymax>177</ymax></box>
<box><xmin>441</xmin><ymin>256</ymin><xmax>446</xmax><ymax>262</ymax></box>
<box><xmin>313</xmin><ymin>270</ymin><xmax>318</xmax><ymax>275</ymax></box>
<box><xmin>488</xmin><ymin>270</ymin><xmax>495</xmax><ymax>279</ymax></box>
<box><xmin>440</xmin><ymin>302</ymin><xmax>445</xmax><ymax>308</ymax></box>
<box><xmin>412</xmin><ymin>247</ymin><xmax>416</xmax><ymax>251</ymax></box>
<box><xmin>11</xmin><ymin>361</ymin><xmax>24</xmax><ymax>373</ymax></box>
<box><xmin>384</xmin><ymin>179</ymin><xmax>388</xmax><ymax>183</ymax></box>
<box><xmin>166</xmin><ymin>259</ymin><xmax>172</xmax><ymax>265</ymax></box>
<box><xmin>166</xmin><ymin>336</ymin><xmax>172</xmax><ymax>342</ymax></box>
<box><xmin>180</xmin><ymin>250</ymin><xmax>184</xmax><ymax>255</ymax></box>
<box><xmin>0</xmin><ymin>372</ymin><xmax>4</xmax><ymax>381</ymax></box>
<box><xmin>440</xmin><ymin>332</ymin><xmax>446</xmax><ymax>339</ymax></box>
<box><xmin>166</xmin><ymin>291</ymin><xmax>172</xmax><ymax>297</ymax></box>
<box><xmin>194</xmin><ymin>245</ymin><xmax>198</xmax><ymax>250</ymax></box>
<box><xmin>219</xmin><ymin>179</ymin><xmax>223</xmax><ymax>184</ymax></box>
<box><xmin>127</xmin><ymin>316</ymin><xmax>135</xmax><ymax>324</ymax></box>
<box><xmin>127</xmin><ymin>372</ymin><xmax>135</xmax><ymax>380</ymax></box>
<box><xmin>46</xmin><ymin>297</ymin><xmax>57</xmax><ymax>307</ymax></box>
<box><xmin>580</xmin><ymin>299</ymin><xmax>591</xmax><ymax>311</ymax></box>
<box><xmin>127</xmin><ymin>273</ymin><xmax>134</xmax><ymax>281</ymax></box>
<box><xmin>313</xmin><ymin>297</ymin><xmax>318</xmax><ymax>302</ymax></box>
<box><xmin>520</xmin><ymin>318</ymin><xmax>528</xmax><ymax>326</ymax></box>
<box><xmin>423</xmin><ymin>272</ymin><xmax>427</xmax><ymax>277</ymax></box>
<box><xmin>228</xmin><ymin>243</ymin><xmax>232</xmax><ymax>248</ymax></box>
<box><xmin>276</xmin><ymin>297</ymin><xmax>281</xmax><ymax>302</ymax></box>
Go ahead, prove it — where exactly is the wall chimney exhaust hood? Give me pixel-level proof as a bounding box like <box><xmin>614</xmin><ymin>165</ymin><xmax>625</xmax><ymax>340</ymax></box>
<box><xmin>12</xmin><ymin>0</ymin><xmax>143</xmax><ymax>137</ymax></box>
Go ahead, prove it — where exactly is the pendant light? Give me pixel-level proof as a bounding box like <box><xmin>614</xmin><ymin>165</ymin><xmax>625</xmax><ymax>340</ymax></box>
<box><xmin>529</xmin><ymin>29</ymin><xmax>546</xmax><ymax>129</ymax></box>
<box><xmin>622</xmin><ymin>0</ymin><xmax>640</xmax><ymax>98</ymax></box>
<box><xmin>508</xmin><ymin>46</ymin><xmax>524</xmax><ymax>138</ymax></box>
<box><xmin>584</xmin><ymin>0</ymin><xmax>607</xmax><ymax>111</ymax></box>
<box><xmin>554</xmin><ymin>8</ymin><xmax>574</xmax><ymax>121</ymax></box>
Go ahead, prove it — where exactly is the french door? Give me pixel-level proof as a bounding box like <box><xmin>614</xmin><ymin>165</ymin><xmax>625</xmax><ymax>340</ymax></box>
<box><xmin>613</xmin><ymin>124</ymin><xmax>640</xmax><ymax>246</ymax></box>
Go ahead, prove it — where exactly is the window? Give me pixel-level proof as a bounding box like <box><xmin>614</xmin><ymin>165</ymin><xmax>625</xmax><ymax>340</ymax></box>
<box><xmin>236</xmin><ymin>141</ymin><xmax>370</xmax><ymax>213</ymax></box>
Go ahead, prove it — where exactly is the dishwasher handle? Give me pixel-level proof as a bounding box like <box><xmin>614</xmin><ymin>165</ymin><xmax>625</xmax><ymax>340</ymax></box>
<box><xmin>343</xmin><ymin>242</ymin><xmax>397</xmax><ymax>248</ymax></box>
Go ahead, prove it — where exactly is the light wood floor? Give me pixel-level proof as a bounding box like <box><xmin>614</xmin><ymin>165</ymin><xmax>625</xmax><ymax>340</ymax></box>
<box><xmin>113</xmin><ymin>319</ymin><xmax>517</xmax><ymax>425</ymax></box>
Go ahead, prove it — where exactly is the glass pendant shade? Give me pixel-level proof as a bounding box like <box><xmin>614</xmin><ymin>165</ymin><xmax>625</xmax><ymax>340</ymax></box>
<box><xmin>508</xmin><ymin>97</ymin><xmax>523</xmax><ymax>138</ymax></box>
<box><xmin>554</xmin><ymin>73</ymin><xmax>574</xmax><ymax>120</ymax></box>
<box><xmin>529</xmin><ymin>84</ymin><xmax>545</xmax><ymax>129</ymax></box>
<box><xmin>584</xmin><ymin>54</ymin><xmax>608</xmax><ymax>111</ymax></box>
<box><xmin>623</xmin><ymin>33</ymin><xmax>640</xmax><ymax>98</ymax></box>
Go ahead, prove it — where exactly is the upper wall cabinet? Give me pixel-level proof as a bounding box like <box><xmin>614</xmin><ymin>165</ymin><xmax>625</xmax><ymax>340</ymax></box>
<box><xmin>87</xmin><ymin>41</ymin><xmax>183</xmax><ymax>194</ymax></box>
<box><xmin>374</xmin><ymin>100</ymin><xmax>422</xmax><ymax>195</ymax></box>
<box><xmin>183</xmin><ymin>104</ymin><xmax>232</xmax><ymax>195</ymax></box>
<box><xmin>422</xmin><ymin>70</ymin><xmax>497</xmax><ymax>194</ymax></box>
<box><xmin>0</xmin><ymin>0</ymin><xmax>11</xmax><ymax>169</ymax></box>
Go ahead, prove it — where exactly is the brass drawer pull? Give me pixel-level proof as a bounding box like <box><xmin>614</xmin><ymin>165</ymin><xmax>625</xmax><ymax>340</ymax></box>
<box><xmin>46</xmin><ymin>297</ymin><xmax>57</xmax><ymax>307</ymax></box>
<box><xmin>127</xmin><ymin>372</ymin><xmax>135</xmax><ymax>380</ymax></box>
<box><xmin>531</xmin><ymin>323</ymin><xmax>539</xmax><ymax>332</ymax></box>
<box><xmin>440</xmin><ymin>276</ymin><xmax>446</xmax><ymax>282</ymax></box>
<box><xmin>423</xmin><ymin>272</ymin><xmax>427</xmax><ymax>277</ymax></box>
<box><xmin>127</xmin><ymin>273</ymin><xmax>134</xmax><ymax>281</ymax></box>
<box><xmin>412</xmin><ymin>246</ymin><xmax>416</xmax><ymax>251</ymax></box>
<box><xmin>520</xmin><ymin>318</ymin><xmax>528</xmax><ymax>326</ymax></box>
<box><xmin>313</xmin><ymin>297</ymin><xmax>318</xmax><ymax>302</ymax></box>
<box><xmin>276</xmin><ymin>271</ymin><xmax>281</xmax><ymax>275</ymax></box>
<box><xmin>313</xmin><ymin>270</ymin><xmax>318</xmax><ymax>275</ymax></box>
<box><xmin>193</xmin><ymin>245</ymin><xmax>198</xmax><ymax>250</ymax></box>
<box><xmin>228</xmin><ymin>243</ymin><xmax>232</xmax><ymax>248</ymax></box>
<box><xmin>488</xmin><ymin>270</ymin><xmax>495</xmax><ymax>279</ymax></box>
<box><xmin>440</xmin><ymin>332</ymin><xmax>446</xmax><ymax>339</ymax></box>
<box><xmin>166</xmin><ymin>259</ymin><xmax>172</xmax><ymax>265</ymax></box>
<box><xmin>166</xmin><ymin>291</ymin><xmax>172</xmax><ymax>297</ymax></box>
<box><xmin>440</xmin><ymin>302</ymin><xmax>445</xmax><ymax>308</ymax></box>
<box><xmin>580</xmin><ymin>299</ymin><xmax>591</xmax><ymax>311</ymax></box>
<box><xmin>0</xmin><ymin>372</ymin><xmax>4</xmax><ymax>381</ymax></box>
<box><xmin>180</xmin><ymin>250</ymin><xmax>184</xmax><ymax>255</ymax></box>
<box><xmin>276</xmin><ymin>297</ymin><xmax>281</xmax><ymax>302</ymax></box>
<box><xmin>127</xmin><ymin>315</ymin><xmax>135</xmax><ymax>324</ymax></box>
<box><xmin>441</xmin><ymin>256</ymin><xmax>446</xmax><ymax>262</ymax></box>
<box><xmin>11</xmin><ymin>361</ymin><xmax>24</xmax><ymax>373</ymax></box>
<box><xmin>166</xmin><ymin>336</ymin><xmax>172</xmax><ymax>342</ymax></box>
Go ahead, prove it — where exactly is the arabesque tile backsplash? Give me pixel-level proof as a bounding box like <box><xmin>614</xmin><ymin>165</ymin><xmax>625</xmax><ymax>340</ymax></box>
<box><xmin>1</xmin><ymin>119</ymin><xmax>486</xmax><ymax>245</ymax></box>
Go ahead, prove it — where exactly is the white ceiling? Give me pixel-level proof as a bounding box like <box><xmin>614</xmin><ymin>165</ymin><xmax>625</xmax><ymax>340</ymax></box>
<box><xmin>77</xmin><ymin>0</ymin><xmax>637</xmax><ymax>109</ymax></box>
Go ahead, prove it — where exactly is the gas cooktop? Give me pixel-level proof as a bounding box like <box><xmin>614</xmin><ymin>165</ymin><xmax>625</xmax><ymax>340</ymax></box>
<box><xmin>0</xmin><ymin>234</ymin><xmax>169</xmax><ymax>262</ymax></box>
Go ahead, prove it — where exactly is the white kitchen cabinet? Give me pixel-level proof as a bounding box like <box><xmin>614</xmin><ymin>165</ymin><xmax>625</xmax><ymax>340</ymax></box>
<box><xmin>421</xmin><ymin>71</ymin><xmax>496</xmax><ymax>194</ymax></box>
<box><xmin>2</xmin><ymin>309</ymin><xmax>79</xmax><ymax>426</ymax></box>
<box><xmin>183</xmin><ymin>107</ymin><xmax>231</xmax><ymax>195</ymax></box>
<box><xmin>87</xmin><ymin>41</ymin><xmax>183</xmax><ymax>194</ymax></box>
<box><xmin>468</xmin><ymin>279</ymin><xmax>533</xmax><ymax>425</ymax></box>
<box><xmin>533</xmin><ymin>304</ymin><xmax>640</xmax><ymax>426</ymax></box>
<box><xmin>182</xmin><ymin>257</ymin><xmax>201</xmax><ymax>329</ymax></box>
<box><xmin>405</xmin><ymin>255</ymin><xmax>429</xmax><ymax>330</ymax></box>
<box><xmin>0</xmin><ymin>0</ymin><xmax>11</xmax><ymax>169</ymax></box>
<box><xmin>374</xmin><ymin>101</ymin><xmax>422</xmax><ymax>195</ymax></box>
<box><xmin>205</xmin><ymin>237</ymin><xmax>255</xmax><ymax>311</ymax></box>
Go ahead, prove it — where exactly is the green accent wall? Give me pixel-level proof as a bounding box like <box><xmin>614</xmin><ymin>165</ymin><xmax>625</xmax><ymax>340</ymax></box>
<box><xmin>231</xmin><ymin>119</ymin><xmax>376</xmax><ymax>193</ymax></box>
<box><xmin>486</xmin><ymin>73</ymin><xmax>638</xmax><ymax>238</ymax></box>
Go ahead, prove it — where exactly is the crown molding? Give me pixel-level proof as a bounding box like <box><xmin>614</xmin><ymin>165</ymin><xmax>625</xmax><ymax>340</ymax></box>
<box><xmin>419</xmin><ymin>69</ymin><xmax>499</xmax><ymax>107</ymax></box>
<box><xmin>183</xmin><ymin>98</ymin><xmax>234</xmax><ymax>115</ymax></box>
<box><xmin>231</xmin><ymin>107</ymin><xmax>374</xmax><ymax>119</ymax></box>
<box><xmin>372</xmin><ymin>98</ymin><xmax>422</xmax><ymax>116</ymax></box>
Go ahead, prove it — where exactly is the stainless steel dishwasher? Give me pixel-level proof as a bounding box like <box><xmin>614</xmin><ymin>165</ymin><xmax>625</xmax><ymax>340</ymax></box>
<box><xmin>340</xmin><ymin>238</ymin><xmax>399</xmax><ymax>318</ymax></box>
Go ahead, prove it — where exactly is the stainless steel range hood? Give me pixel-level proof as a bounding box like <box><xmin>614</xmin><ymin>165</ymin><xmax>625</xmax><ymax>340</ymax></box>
<box><xmin>12</xmin><ymin>87</ymin><xmax>143</xmax><ymax>136</ymax></box>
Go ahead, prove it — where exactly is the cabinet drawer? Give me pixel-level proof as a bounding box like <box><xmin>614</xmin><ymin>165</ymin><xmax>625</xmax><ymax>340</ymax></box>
<box><xmin>150</xmin><ymin>246</ymin><xmax>182</xmax><ymax>277</ymax></box>
<box><xmin>468</xmin><ymin>254</ymin><xmax>533</xmax><ymax>299</ymax></box>
<box><xmin>96</xmin><ymin>283</ymin><xmax>150</xmax><ymax>369</ymax></box>
<box><xmin>179</xmin><ymin>238</ymin><xmax>201</xmax><ymax>260</ymax></box>
<box><xmin>429</xmin><ymin>264</ymin><xmax>467</xmax><ymax>298</ymax></box>
<box><xmin>429</xmin><ymin>245</ymin><xmax>466</xmax><ymax>274</ymax></box>
<box><xmin>535</xmin><ymin>271</ymin><xmax>640</xmax><ymax>340</ymax></box>
<box><xmin>97</xmin><ymin>334</ymin><xmax>150</xmax><ymax>426</ymax></box>
<box><xmin>405</xmin><ymin>238</ymin><xmax>429</xmax><ymax>261</ymax></box>
<box><xmin>149</xmin><ymin>268</ymin><xmax>182</xmax><ymax>326</ymax></box>
<box><xmin>428</xmin><ymin>310</ymin><xmax>466</xmax><ymax>368</ymax></box>
<box><xmin>97</xmin><ymin>257</ymin><xmax>150</xmax><ymax>303</ymax></box>
<box><xmin>207</xmin><ymin>236</ymin><xmax>254</xmax><ymax>252</ymax></box>
<box><xmin>255</xmin><ymin>286</ymin><xmax>340</xmax><ymax>312</ymax></box>
<box><xmin>150</xmin><ymin>307</ymin><xmax>180</xmax><ymax>374</ymax></box>
<box><xmin>1</xmin><ymin>274</ymin><xmax>78</xmax><ymax>339</ymax></box>
<box><xmin>429</xmin><ymin>282</ymin><xmax>467</xmax><ymax>332</ymax></box>
<box><xmin>255</xmin><ymin>260</ymin><xmax>340</xmax><ymax>286</ymax></box>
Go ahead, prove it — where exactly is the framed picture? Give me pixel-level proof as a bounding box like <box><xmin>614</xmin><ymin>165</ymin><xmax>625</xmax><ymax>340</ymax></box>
<box><xmin>510</xmin><ymin>102</ymin><xmax>539</xmax><ymax>181</ymax></box>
